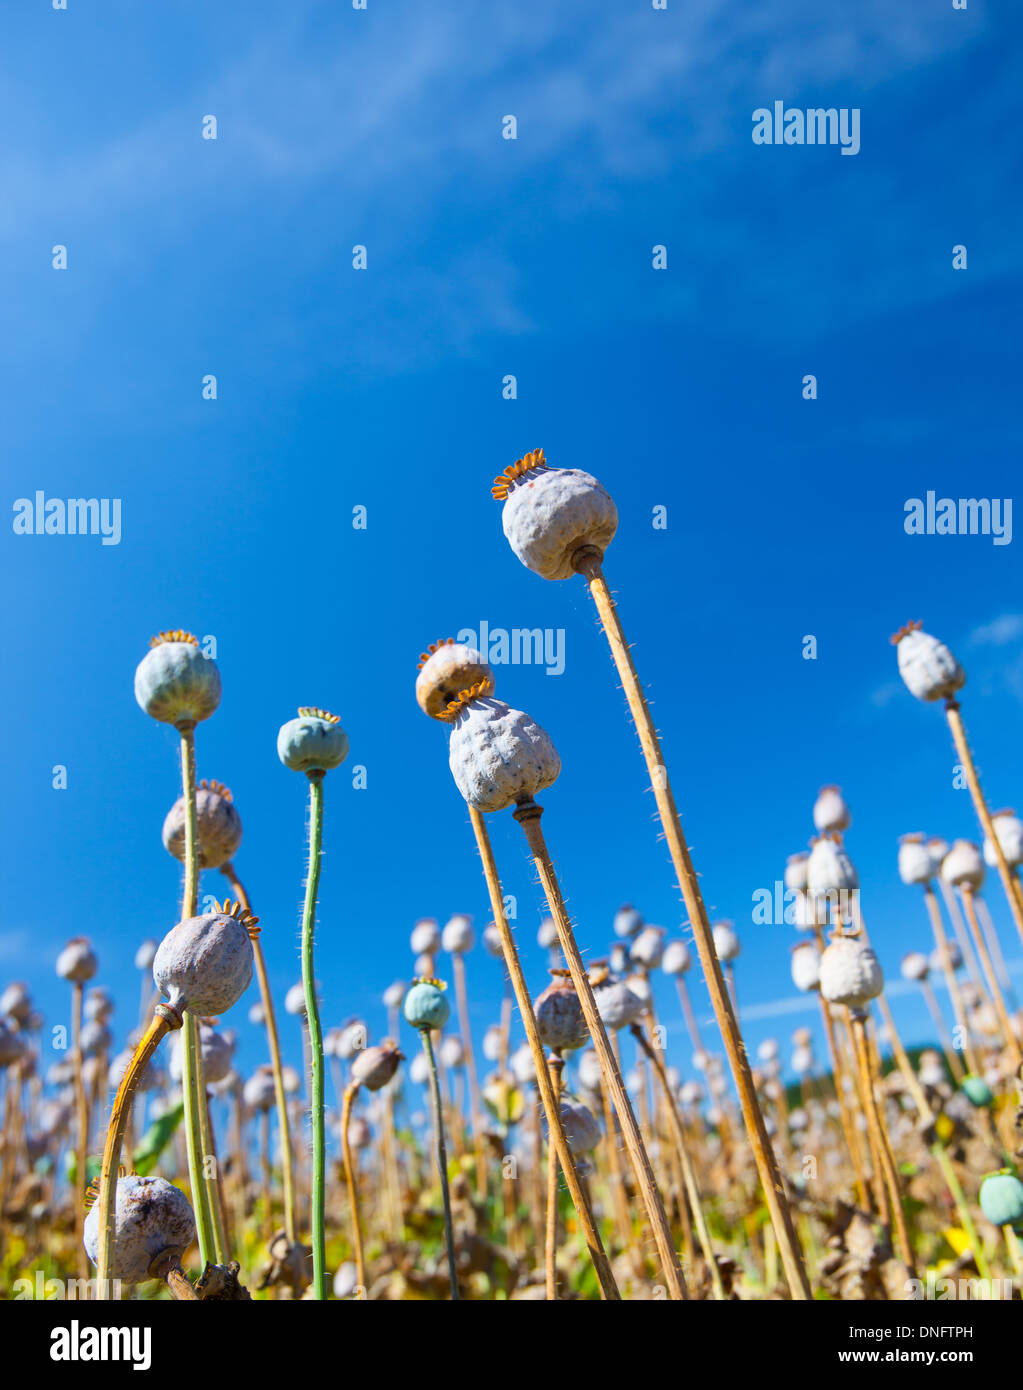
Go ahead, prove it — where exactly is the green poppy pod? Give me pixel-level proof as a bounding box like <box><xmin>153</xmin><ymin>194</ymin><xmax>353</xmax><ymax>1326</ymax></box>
<box><xmin>979</xmin><ymin>1171</ymin><xmax>1023</xmax><ymax>1228</ymax></box>
<box><xmin>134</xmin><ymin>631</ymin><xmax>221</xmax><ymax>728</ymax></box>
<box><xmin>403</xmin><ymin>979</ymin><xmax>450</xmax><ymax>1032</ymax></box>
<box><xmin>961</xmin><ymin>1074</ymin><xmax>994</xmax><ymax>1107</ymax></box>
<box><xmin>277</xmin><ymin>707</ymin><xmax>349</xmax><ymax>774</ymax></box>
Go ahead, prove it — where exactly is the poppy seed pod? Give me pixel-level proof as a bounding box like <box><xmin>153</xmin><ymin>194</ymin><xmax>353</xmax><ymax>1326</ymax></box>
<box><xmin>537</xmin><ymin>917</ymin><xmax>558</xmax><ymax>950</ymax></box>
<box><xmin>577</xmin><ymin>1048</ymin><xmax>602</xmax><ymax>1093</ymax></box>
<box><xmin>592</xmin><ymin>974</ymin><xmax>644</xmax><ymax>1032</ymax></box>
<box><xmin>534</xmin><ymin>971</ymin><xmax>589</xmax><ymax>1054</ymax></box>
<box><xmin>493</xmin><ymin>449</ymin><xmax>618</xmax><ymax>581</ymax></box>
<box><xmin>892</xmin><ymin>621</ymin><xmax>966</xmax><ymax>702</ymax></box>
<box><xmin>448</xmin><ymin>692</ymin><xmax>560</xmax><ymax>813</ymax></box>
<box><xmin>56</xmin><ymin>937</ymin><xmax>98</xmax><ymax>984</ymax></box>
<box><xmin>919</xmin><ymin>1053</ymin><xmax>945</xmax><ymax>1088</ymax></box>
<box><xmin>134</xmin><ymin>631</ymin><xmax>221</xmax><ymax>728</ymax></box>
<box><xmin>482</xmin><ymin>922</ymin><xmax>503</xmax><ymax>957</ymax></box>
<box><xmin>482</xmin><ymin>1025</ymin><xmax>503</xmax><ymax>1062</ymax></box>
<box><xmin>712</xmin><ymin>921</ymin><xmax>740</xmax><ymax>963</ymax></box>
<box><xmin>791</xmin><ymin>1046</ymin><xmax>814</xmax><ymax>1077</ymax></box>
<box><xmin>661</xmin><ymin>939</ymin><xmax>691</xmax><ymax>976</ymax></box>
<box><xmin>350</xmin><ymin>1040</ymin><xmax>404</xmax><ymax>1092</ymax></box>
<box><xmin>609</xmin><ymin>943</ymin><xmax>629</xmax><ymax>975</ymax></box>
<box><xmin>757</xmin><ymin>1038</ymin><xmax>780</xmax><ymax>1064</ymax></box>
<box><xmin>84</xmin><ymin>1174</ymin><xmax>196</xmax><ymax>1284</ymax></box>
<box><xmin>813</xmin><ymin>786</ymin><xmax>851</xmax><ymax>835</ymax></box>
<box><xmin>243</xmin><ymin>1066</ymin><xmax>277</xmax><ymax>1111</ymax></box>
<box><xmin>784</xmin><ymin>853</ymin><xmax>809</xmax><ymax>893</ymax></box>
<box><xmin>984</xmin><ymin>810</ymin><xmax>1023</xmax><ymax>870</ymax></box>
<box><xmin>807</xmin><ymin>837</ymin><xmax>859</xmax><ymax>901</ymax></box>
<box><xmin>162</xmin><ymin>779</ymin><xmax>242</xmax><ymax>870</ymax></box>
<box><xmin>403</xmin><ymin>979</ymin><xmax>450</xmax><ymax>1032</ymax></box>
<box><xmin>791</xmin><ymin>943</ymin><xmax>821</xmax><ymax>993</ymax></box>
<box><xmin>134</xmin><ymin>940</ymin><xmax>158</xmax><ymax>973</ymax></box>
<box><xmin>0</xmin><ymin>982</ymin><xmax>32</xmax><ymax>1023</ymax></box>
<box><xmin>85</xmin><ymin>988</ymin><xmax>113</xmax><ymax>1024</ymax></box>
<box><xmin>510</xmin><ymin>1043</ymin><xmax>536</xmax><ymax>1088</ymax></box>
<box><xmin>679</xmin><ymin>1080</ymin><xmax>703</xmax><ymax>1107</ymax></box>
<box><xmin>333</xmin><ymin>1261</ymin><xmax>360</xmax><ymax>1299</ymax></box>
<box><xmin>898</xmin><ymin>833</ymin><xmax>934</xmax><ymax>886</ymax></box>
<box><xmin>441</xmin><ymin>914</ymin><xmax>474</xmax><ymax>955</ymax></box>
<box><xmin>410</xmin><ymin>918</ymin><xmax>440</xmax><ymax>956</ymax></box>
<box><xmin>629</xmin><ymin>924</ymin><xmax>665</xmax><ymax>970</ymax></box>
<box><xmin>285</xmin><ymin>983</ymin><xmax>307</xmax><ymax>1017</ymax></box>
<box><xmin>415</xmin><ymin>640</ymin><xmax>495</xmax><ymax>722</ymax></box>
<box><xmin>930</xmin><ymin>940</ymin><xmax>962</xmax><ymax>974</ymax></box>
<box><xmin>336</xmin><ymin>1021</ymin><xmax>367</xmax><ymax>1059</ymax></box>
<box><xmin>153</xmin><ymin>902</ymin><xmax>255</xmax><ymax>1018</ymax></box>
<box><xmin>819</xmin><ymin>934</ymin><xmax>884</xmax><ymax>1010</ymax></box>
<box><xmin>941</xmin><ymin>839</ymin><xmax>986</xmax><ymax>891</ymax></box>
<box><xmin>961</xmin><ymin>1074</ymin><xmax>993</xmax><ymax>1107</ymax></box>
<box><xmin>169</xmin><ymin>1024</ymin><xmax>234</xmax><ymax>1086</ymax></box>
<box><xmin>559</xmin><ymin>1097</ymin><xmax>602</xmax><ymax>1155</ymax></box>
<box><xmin>80</xmin><ymin>1020</ymin><xmax>112</xmax><ymax>1056</ymax></box>
<box><xmin>792</xmin><ymin>1026</ymin><xmax>813</xmax><ymax>1048</ymax></box>
<box><xmin>900</xmin><ymin>951</ymin><xmax>930</xmax><ymax>983</ymax></box>
<box><xmin>248</xmin><ymin>1001</ymin><xmax>265</xmax><ymax>1027</ymax></box>
<box><xmin>409</xmin><ymin>1051</ymin><xmax>430</xmax><ymax>1086</ymax></box>
<box><xmin>979</xmin><ymin>1171</ymin><xmax>1023</xmax><ymax>1228</ymax></box>
<box><xmin>440</xmin><ymin>1034</ymin><xmax>464</xmax><ymax>1068</ymax></box>
<box><xmin>0</xmin><ymin>1022</ymin><xmax>26</xmax><ymax>1067</ymax></box>
<box><xmin>613</xmin><ymin>904</ymin><xmax>643</xmax><ymax>939</ymax></box>
<box><xmin>277</xmin><ymin>708</ymin><xmax>349</xmax><ymax>774</ymax></box>
<box><xmin>383</xmin><ymin>980</ymin><xmax>406</xmax><ymax>1011</ymax></box>
<box><xmin>792</xmin><ymin>890</ymin><xmax>829</xmax><ymax>933</ymax></box>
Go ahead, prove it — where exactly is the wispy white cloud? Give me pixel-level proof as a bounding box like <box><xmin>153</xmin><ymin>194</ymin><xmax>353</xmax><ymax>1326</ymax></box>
<box><xmin>969</xmin><ymin>614</ymin><xmax>1023</xmax><ymax>648</ymax></box>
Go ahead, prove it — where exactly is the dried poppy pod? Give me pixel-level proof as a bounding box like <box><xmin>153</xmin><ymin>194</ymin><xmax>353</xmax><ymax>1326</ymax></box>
<box><xmin>134</xmin><ymin>631</ymin><xmax>221</xmax><ymax>728</ymax></box>
<box><xmin>784</xmin><ymin>853</ymin><xmax>809</xmax><ymax>893</ymax></box>
<box><xmin>169</xmin><ymin>1023</ymin><xmax>234</xmax><ymax>1086</ymax></box>
<box><xmin>439</xmin><ymin>1034</ymin><xmax>464</xmax><ymax>1068</ymax></box>
<box><xmin>791</xmin><ymin>1047</ymin><xmax>814</xmax><ymax>1078</ymax></box>
<box><xmin>891</xmin><ymin>621</ymin><xmax>966</xmax><ymax>702</ymax></box>
<box><xmin>662</xmin><ymin>939</ymin><xmax>691</xmax><ymax>976</ymax></box>
<box><xmin>244</xmin><ymin>1066</ymin><xmax>277</xmax><ymax>1111</ymax></box>
<box><xmin>712</xmin><ymin>921</ymin><xmax>740</xmax><ymax>963</ymax></box>
<box><xmin>277</xmin><ymin>707</ymin><xmax>349</xmax><ymax>774</ymax></box>
<box><xmin>336</xmin><ymin>1019</ymin><xmax>368</xmax><ymax>1059</ymax></box>
<box><xmin>162</xmin><ymin>780</ymin><xmax>242</xmax><ymax>870</ymax></box>
<box><xmin>350</xmin><ymin>1040</ymin><xmax>404</xmax><ymax>1092</ymax></box>
<box><xmin>807</xmin><ymin>836</ymin><xmax>859</xmax><ymax>912</ymax></box>
<box><xmin>792</xmin><ymin>890</ymin><xmax>828</xmax><ymax>932</ymax></box>
<box><xmin>410</xmin><ymin>918</ymin><xmax>440</xmax><ymax>956</ymax></box>
<box><xmin>813</xmin><ymin>785</ymin><xmax>851</xmax><ymax>835</ymax></box>
<box><xmin>482</xmin><ymin>922</ymin><xmax>503</xmax><ymax>957</ymax></box>
<box><xmin>591</xmin><ymin>967</ymin><xmax>644</xmax><ymax>1031</ymax></box>
<box><xmin>153</xmin><ymin>901</ymin><xmax>256</xmax><ymax>1018</ymax></box>
<box><xmin>613</xmin><ymin>903</ymin><xmax>643</xmax><ymax>939</ymax></box>
<box><xmin>0</xmin><ymin>981</ymin><xmax>32</xmax><ymax>1024</ymax></box>
<box><xmin>85</xmin><ymin>987</ymin><xmax>114</xmax><ymax>1023</ymax></box>
<box><xmin>818</xmin><ymin>933</ymin><xmax>884</xmax><ymax>1011</ymax></box>
<box><xmin>900</xmin><ymin>951</ymin><xmax>930</xmax><ymax>983</ymax></box>
<box><xmin>56</xmin><ymin>938</ymin><xmax>98</xmax><ymax>984</ymax></box>
<box><xmin>629</xmin><ymin>924</ymin><xmax>665</xmax><ymax>969</ymax></box>
<box><xmin>930</xmin><ymin>940</ymin><xmax>962</xmax><ymax>974</ymax></box>
<box><xmin>0</xmin><ymin>1021</ymin><xmax>26</xmax><ymax>1067</ymax></box>
<box><xmin>984</xmin><ymin>810</ymin><xmax>1023</xmax><ymax>869</ymax></box>
<box><xmin>941</xmin><ymin>839</ymin><xmax>986</xmax><ymax>891</ymax></box>
<box><xmin>416</xmin><ymin>640</ymin><xmax>494</xmax><ymax>721</ymax></box>
<box><xmin>559</xmin><ymin>1097</ymin><xmax>602</xmax><ymax>1156</ymax></box>
<box><xmin>509</xmin><ymin>1042</ymin><xmax>536</xmax><ymax>1088</ymax></box>
<box><xmin>534</xmin><ymin>970</ymin><xmax>589</xmax><ymax>1054</ymax></box>
<box><xmin>537</xmin><ymin>916</ymin><xmax>558</xmax><ymax>950</ymax></box>
<box><xmin>447</xmin><ymin>684</ymin><xmax>560</xmax><ymax>813</ymax></box>
<box><xmin>898</xmin><ymin>833</ymin><xmax>934</xmax><ymax>886</ymax></box>
<box><xmin>493</xmin><ymin>448</ymin><xmax>618</xmax><ymax>581</ymax></box>
<box><xmin>791</xmin><ymin>942</ymin><xmax>821</xmax><ymax>993</ymax></box>
<box><xmin>134</xmin><ymin>940</ymin><xmax>158</xmax><ymax>973</ymax></box>
<box><xmin>84</xmin><ymin>1174</ymin><xmax>195</xmax><ymax>1285</ymax></box>
<box><xmin>918</xmin><ymin>1050</ymin><xmax>945</xmax><ymax>1088</ymax></box>
<box><xmin>757</xmin><ymin>1038</ymin><xmax>780</xmax><ymax>1064</ymax></box>
<box><xmin>441</xmin><ymin>913</ymin><xmax>474</xmax><ymax>954</ymax></box>
<box><xmin>284</xmin><ymin>983</ymin><xmax>307</xmax><ymax>1017</ymax></box>
<box><xmin>383</xmin><ymin>980</ymin><xmax>406</xmax><ymax>1011</ymax></box>
<box><xmin>80</xmin><ymin>1020</ymin><xmax>113</xmax><ymax>1056</ymax></box>
<box><xmin>792</xmin><ymin>1026</ymin><xmax>813</xmax><ymax>1049</ymax></box>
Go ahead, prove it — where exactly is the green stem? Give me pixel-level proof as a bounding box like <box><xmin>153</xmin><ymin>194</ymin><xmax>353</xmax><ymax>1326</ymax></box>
<box><xmin>301</xmin><ymin>772</ymin><xmax>327</xmax><ymax>1300</ymax></box>
<box><xmin>930</xmin><ymin>1142</ymin><xmax>992</xmax><ymax>1282</ymax></box>
<box><xmin>178</xmin><ymin>723</ymin><xmax>215</xmax><ymax>1266</ymax></box>
<box><xmin>421</xmin><ymin>1029</ymin><xmax>459</xmax><ymax>1300</ymax></box>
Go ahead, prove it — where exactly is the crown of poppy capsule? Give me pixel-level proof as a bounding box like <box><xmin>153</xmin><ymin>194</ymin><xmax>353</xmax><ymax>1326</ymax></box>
<box><xmin>84</xmin><ymin>1165</ymin><xmax>131</xmax><ymax>1211</ymax></box>
<box><xmin>417</xmin><ymin>638</ymin><xmax>457</xmax><ymax>672</ymax></box>
<box><xmin>445</xmin><ymin>678</ymin><xmax>495</xmax><ymax>718</ymax></box>
<box><xmin>491</xmin><ymin>447</ymin><xmax>548</xmax><ymax>500</ymax></box>
<box><xmin>150</xmin><ymin>630</ymin><xmax>199</xmax><ymax>648</ymax></box>
<box><xmin>889</xmin><ymin>620</ymin><xmax>923</xmax><ymax>645</ymax></box>
<box><xmin>297</xmin><ymin>707</ymin><xmax>341</xmax><ymax>723</ymax></box>
<box><xmin>215</xmin><ymin>898</ymin><xmax>261</xmax><ymax>938</ymax></box>
<box><xmin>198</xmin><ymin>779</ymin><xmax>233</xmax><ymax>801</ymax></box>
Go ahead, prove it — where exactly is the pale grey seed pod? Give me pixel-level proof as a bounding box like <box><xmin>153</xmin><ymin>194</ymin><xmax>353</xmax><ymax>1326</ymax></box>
<box><xmin>609</xmin><ymin>942</ymin><xmax>629</xmax><ymax>976</ymax></box>
<box><xmin>152</xmin><ymin>907</ymin><xmax>254</xmax><ymax>1018</ymax></box>
<box><xmin>537</xmin><ymin>917</ymin><xmax>558</xmax><ymax>950</ymax></box>
<box><xmin>534</xmin><ymin>973</ymin><xmax>588</xmax><ymax>1053</ymax></box>
<box><xmin>440</xmin><ymin>1034</ymin><xmax>465</xmax><ymax>1069</ymax></box>
<box><xmin>577</xmin><ymin>1048</ymin><xmax>602</xmax><ymax>1092</ymax></box>
<box><xmin>791</xmin><ymin>1047</ymin><xmax>814</xmax><ymax>1078</ymax></box>
<box><xmin>930</xmin><ymin>940</ymin><xmax>962</xmax><ymax>974</ymax></box>
<box><xmin>496</xmin><ymin>451</ymin><xmax>618</xmax><ymax>581</ymax></box>
<box><xmin>56</xmin><ymin>937</ymin><xmax>98</xmax><ymax>984</ymax></box>
<box><xmin>819</xmin><ymin>935</ymin><xmax>884</xmax><ymax>1010</ymax></box>
<box><xmin>901</xmin><ymin>951</ymin><xmax>930</xmax><ymax>983</ymax></box>
<box><xmin>893</xmin><ymin>623</ymin><xmax>966</xmax><ymax>703</ymax></box>
<box><xmin>383</xmin><ymin>980</ymin><xmax>406</xmax><ymax>1011</ymax></box>
<box><xmin>333</xmin><ymin>1260</ymin><xmax>360</xmax><ymax>1299</ymax></box>
<box><xmin>482</xmin><ymin>923</ymin><xmax>503</xmax><ymax>957</ymax></box>
<box><xmin>337</xmin><ymin>1020</ymin><xmax>368</xmax><ymax>1060</ymax></box>
<box><xmin>83</xmin><ymin>1174</ymin><xmax>196</xmax><ymax>1284</ymax></box>
<box><xmin>791</xmin><ymin>942</ymin><xmax>821</xmax><ymax>993</ymax></box>
<box><xmin>0</xmin><ymin>982</ymin><xmax>32</xmax><ymax>1023</ymax></box>
<box><xmin>416</xmin><ymin>641</ymin><xmax>495</xmax><ymax>722</ymax></box>
<box><xmin>482</xmin><ymin>1024</ymin><xmax>503</xmax><ymax>1062</ymax></box>
<box><xmin>134</xmin><ymin>632</ymin><xmax>221</xmax><ymax>727</ymax></box>
<box><xmin>813</xmin><ymin>785</ymin><xmax>851</xmax><ymax>835</ymax></box>
<box><xmin>285</xmin><ymin>983</ymin><xmax>307</xmax><ymax>1017</ymax></box>
<box><xmin>941</xmin><ymin>839</ymin><xmax>985</xmax><ymax>891</ymax></box>
<box><xmin>80</xmin><ymin>1021</ymin><xmax>112</xmax><ymax>1056</ymax></box>
<box><xmin>784</xmin><ymin>853</ymin><xmax>809</xmax><ymax>893</ymax></box>
<box><xmin>661</xmin><ymin>940</ymin><xmax>691</xmax><ymax>976</ymax></box>
<box><xmin>984</xmin><ymin>810</ymin><xmax>1023</xmax><ymax>869</ymax></box>
<box><xmin>679</xmin><ymin>1080</ymin><xmax>703</xmax><ymax>1107</ymax></box>
<box><xmin>510</xmin><ymin>1043</ymin><xmax>536</xmax><ymax>1087</ymax></box>
<box><xmin>448</xmin><ymin>695</ymin><xmax>560</xmax><ymax>813</ymax></box>
<box><xmin>84</xmin><ymin>988</ymin><xmax>114</xmax><ymax>1023</ymax></box>
<box><xmin>350</xmin><ymin>1041</ymin><xmax>403</xmax><ymax>1092</ymax></box>
<box><xmin>807</xmin><ymin>838</ymin><xmax>859</xmax><ymax>911</ymax></box>
<box><xmin>712</xmin><ymin>921</ymin><xmax>740</xmax><ymax>963</ymax></box>
<box><xmin>162</xmin><ymin>780</ymin><xmax>242</xmax><ymax>869</ymax></box>
<box><xmin>134</xmin><ymin>940</ymin><xmax>158</xmax><ymax>973</ymax></box>
<box><xmin>593</xmin><ymin>977</ymin><xmax>644</xmax><ymax>1032</ymax></box>
<box><xmin>410</xmin><ymin>918</ymin><xmax>440</xmax><ymax>956</ymax></box>
<box><xmin>249</xmin><ymin>1000</ymin><xmax>265</xmax><ymax>1026</ymax></box>
<box><xmin>559</xmin><ymin>1097</ymin><xmax>602</xmax><ymax>1155</ymax></box>
<box><xmin>169</xmin><ymin>1024</ymin><xmax>234</xmax><ymax>1085</ymax></box>
<box><xmin>629</xmin><ymin>925</ymin><xmax>665</xmax><ymax>970</ymax></box>
<box><xmin>757</xmin><ymin>1038</ymin><xmax>780</xmax><ymax>1063</ymax></box>
<box><xmin>0</xmin><ymin>1022</ymin><xmax>26</xmax><ymax>1067</ymax></box>
<box><xmin>613</xmin><ymin>904</ymin><xmax>643</xmax><ymax>939</ymax></box>
<box><xmin>898</xmin><ymin>834</ymin><xmax>934</xmax><ymax>886</ymax></box>
<box><xmin>441</xmin><ymin>914</ymin><xmax>474</xmax><ymax>954</ymax></box>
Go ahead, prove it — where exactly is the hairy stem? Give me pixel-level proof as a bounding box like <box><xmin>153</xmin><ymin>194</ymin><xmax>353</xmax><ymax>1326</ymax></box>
<box><xmin>301</xmin><ymin>772</ymin><xmax>327</xmax><ymax>1298</ymax></box>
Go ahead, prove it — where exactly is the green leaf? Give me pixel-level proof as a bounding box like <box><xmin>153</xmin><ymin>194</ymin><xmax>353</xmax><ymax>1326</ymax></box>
<box><xmin>132</xmin><ymin>1101</ymin><xmax>184</xmax><ymax>1176</ymax></box>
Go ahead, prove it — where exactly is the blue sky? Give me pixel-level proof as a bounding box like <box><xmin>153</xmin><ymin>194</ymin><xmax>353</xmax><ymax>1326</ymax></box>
<box><xmin>3</xmin><ymin>1</ymin><xmax>1022</xmax><ymax>1112</ymax></box>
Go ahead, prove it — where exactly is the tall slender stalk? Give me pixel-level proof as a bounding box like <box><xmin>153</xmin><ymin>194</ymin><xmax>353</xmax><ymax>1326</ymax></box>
<box><xmin>71</xmin><ymin>980</ymin><xmax>90</xmax><ymax>1281</ymax></box>
<box><xmin>300</xmin><ymin>771</ymin><xmax>327</xmax><ymax>1299</ymax></box>
<box><xmin>178</xmin><ymin>724</ymin><xmax>218</xmax><ymax>1266</ymax></box>
<box><xmin>451</xmin><ymin>953</ymin><xmax>487</xmax><ymax>1201</ymax></box>
<box><xmin>960</xmin><ymin>887</ymin><xmax>1021</xmax><ymax>1068</ymax></box>
<box><xmin>544</xmin><ymin>1052</ymin><xmax>563</xmax><ymax>1299</ymax></box>
<box><xmin>513</xmin><ymin>797</ymin><xmax>688</xmax><ymax>1300</ymax></box>
<box><xmin>341</xmin><ymin>1081</ymin><xmax>366</xmax><ymax>1295</ymax></box>
<box><xmin>849</xmin><ymin>1011</ymin><xmax>914</xmax><ymax>1274</ymax></box>
<box><xmin>222</xmin><ymin>863</ymin><xmax>298</xmax><ymax>1245</ymax></box>
<box><xmin>573</xmin><ymin>549</ymin><xmax>812</xmax><ymax>1300</ymax></box>
<box><xmin>467</xmin><ymin>805</ymin><xmax>619</xmax><ymax>1298</ymax></box>
<box><xmin>922</xmin><ymin>884</ymin><xmax>981</xmax><ymax>1075</ymax></box>
<box><xmin>421</xmin><ymin>1029</ymin><xmax>459</xmax><ymax>1299</ymax></box>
